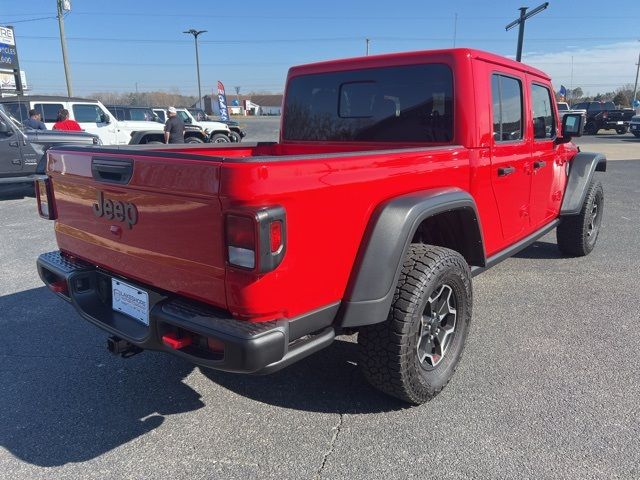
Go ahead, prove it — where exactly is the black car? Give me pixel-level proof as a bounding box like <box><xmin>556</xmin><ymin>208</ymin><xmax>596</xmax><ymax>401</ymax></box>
<box><xmin>0</xmin><ymin>105</ymin><xmax>99</xmax><ymax>195</ymax></box>
<box><xmin>571</xmin><ymin>101</ymin><xmax>635</xmax><ymax>135</ymax></box>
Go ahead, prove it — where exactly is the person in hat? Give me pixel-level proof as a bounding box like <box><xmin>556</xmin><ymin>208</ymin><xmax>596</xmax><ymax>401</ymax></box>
<box><xmin>164</xmin><ymin>106</ymin><xmax>185</xmax><ymax>144</ymax></box>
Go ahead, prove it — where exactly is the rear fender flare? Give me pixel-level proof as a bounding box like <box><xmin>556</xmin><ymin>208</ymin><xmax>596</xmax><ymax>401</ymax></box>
<box><xmin>337</xmin><ymin>188</ymin><xmax>485</xmax><ymax>328</ymax></box>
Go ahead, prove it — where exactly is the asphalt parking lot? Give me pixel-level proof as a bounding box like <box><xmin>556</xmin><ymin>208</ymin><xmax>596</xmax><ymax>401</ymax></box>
<box><xmin>1</xmin><ymin>128</ymin><xmax>639</xmax><ymax>479</ymax></box>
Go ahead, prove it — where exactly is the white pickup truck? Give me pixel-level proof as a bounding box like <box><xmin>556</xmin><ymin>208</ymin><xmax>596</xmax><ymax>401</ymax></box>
<box><xmin>557</xmin><ymin>102</ymin><xmax>586</xmax><ymax>119</ymax></box>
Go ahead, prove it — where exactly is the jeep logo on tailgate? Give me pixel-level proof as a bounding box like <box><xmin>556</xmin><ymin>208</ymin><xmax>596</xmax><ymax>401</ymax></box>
<box><xmin>92</xmin><ymin>191</ymin><xmax>138</xmax><ymax>229</ymax></box>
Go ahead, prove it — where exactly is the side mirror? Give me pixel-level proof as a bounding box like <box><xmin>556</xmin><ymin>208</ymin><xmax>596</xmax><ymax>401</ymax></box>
<box><xmin>100</xmin><ymin>113</ymin><xmax>111</xmax><ymax>124</ymax></box>
<box><xmin>556</xmin><ymin>113</ymin><xmax>584</xmax><ymax>144</ymax></box>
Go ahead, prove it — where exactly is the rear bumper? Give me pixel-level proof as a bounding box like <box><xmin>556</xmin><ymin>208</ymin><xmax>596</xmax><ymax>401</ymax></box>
<box><xmin>37</xmin><ymin>250</ymin><xmax>337</xmax><ymax>374</ymax></box>
<box><xmin>601</xmin><ymin>120</ymin><xmax>629</xmax><ymax>129</ymax></box>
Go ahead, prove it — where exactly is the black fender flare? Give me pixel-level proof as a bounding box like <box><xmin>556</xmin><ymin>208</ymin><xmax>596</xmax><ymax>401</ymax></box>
<box><xmin>128</xmin><ymin>130</ymin><xmax>165</xmax><ymax>145</ymax></box>
<box><xmin>337</xmin><ymin>187</ymin><xmax>485</xmax><ymax>328</ymax></box>
<box><xmin>561</xmin><ymin>152</ymin><xmax>606</xmax><ymax>215</ymax></box>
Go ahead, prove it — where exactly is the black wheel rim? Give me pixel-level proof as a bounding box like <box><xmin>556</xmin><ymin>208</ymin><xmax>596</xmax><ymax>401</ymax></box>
<box><xmin>417</xmin><ymin>284</ymin><xmax>458</xmax><ymax>368</ymax></box>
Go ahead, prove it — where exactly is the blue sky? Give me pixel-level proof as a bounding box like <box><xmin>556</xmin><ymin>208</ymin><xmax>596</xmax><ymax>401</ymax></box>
<box><xmin>1</xmin><ymin>0</ymin><xmax>639</xmax><ymax>96</ymax></box>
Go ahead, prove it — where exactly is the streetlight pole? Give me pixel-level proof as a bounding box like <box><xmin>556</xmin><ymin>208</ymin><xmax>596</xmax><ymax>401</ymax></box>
<box><xmin>505</xmin><ymin>2</ymin><xmax>549</xmax><ymax>62</ymax></box>
<box><xmin>183</xmin><ymin>29</ymin><xmax>207</xmax><ymax>105</ymax></box>
<box><xmin>366</xmin><ymin>38</ymin><xmax>370</xmax><ymax>56</ymax></box>
<box><xmin>56</xmin><ymin>0</ymin><xmax>73</xmax><ymax>97</ymax></box>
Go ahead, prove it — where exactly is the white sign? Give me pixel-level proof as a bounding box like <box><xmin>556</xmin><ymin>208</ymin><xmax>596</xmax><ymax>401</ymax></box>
<box><xmin>0</xmin><ymin>26</ymin><xmax>15</xmax><ymax>46</ymax></box>
<box><xmin>0</xmin><ymin>70</ymin><xmax>27</xmax><ymax>90</ymax></box>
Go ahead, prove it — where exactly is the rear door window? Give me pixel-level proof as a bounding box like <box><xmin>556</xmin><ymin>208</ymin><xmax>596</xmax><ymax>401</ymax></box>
<box><xmin>491</xmin><ymin>74</ymin><xmax>524</xmax><ymax>142</ymax></box>
<box><xmin>73</xmin><ymin>104</ymin><xmax>106</xmax><ymax>123</ymax></box>
<box><xmin>283</xmin><ymin>63</ymin><xmax>454</xmax><ymax>142</ymax></box>
<box><xmin>34</xmin><ymin>103</ymin><xmax>64</xmax><ymax>123</ymax></box>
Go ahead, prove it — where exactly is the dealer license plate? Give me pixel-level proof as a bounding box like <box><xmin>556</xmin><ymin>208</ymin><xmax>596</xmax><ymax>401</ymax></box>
<box><xmin>112</xmin><ymin>278</ymin><xmax>149</xmax><ymax>325</ymax></box>
<box><xmin>617</xmin><ymin>121</ymin><xmax>624</xmax><ymax>125</ymax></box>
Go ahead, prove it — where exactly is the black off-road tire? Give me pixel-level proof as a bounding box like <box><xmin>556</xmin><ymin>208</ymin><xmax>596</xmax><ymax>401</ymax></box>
<box><xmin>557</xmin><ymin>180</ymin><xmax>604</xmax><ymax>256</ymax></box>
<box><xmin>210</xmin><ymin>133</ymin><xmax>230</xmax><ymax>143</ymax></box>
<box><xmin>229</xmin><ymin>131</ymin><xmax>242</xmax><ymax>143</ymax></box>
<box><xmin>358</xmin><ymin>244</ymin><xmax>472</xmax><ymax>405</ymax></box>
<box><xmin>185</xmin><ymin>136</ymin><xmax>204</xmax><ymax>144</ymax></box>
<box><xmin>616</xmin><ymin>127</ymin><xmax>628</xmax><ymax>135</ymax></box>
<box><xmin>584</xmin><ymin>122</ymin><xmax>598</xmax><ymax>135</ymax></box>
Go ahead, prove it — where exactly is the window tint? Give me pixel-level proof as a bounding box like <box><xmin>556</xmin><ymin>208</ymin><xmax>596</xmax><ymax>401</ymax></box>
<box><xmin>283</xmin><ymin>63</ymin><xmax>454</xmax><ymax>142</ymax></box>
<box><xmin>531</xmin><ymin>84</ymin><xmax>556</xmax><ymax>139</ymax></box>
<box><xmin>34</xmin><ymin>103</ymin><xmax>64</xmax><ymax>123</ymax></box>
<box><xmin>491</xmin><ymin>74</ymin><xmax>523</xmax><ymax>142</ymax></box>
<box><xmin>3</xmin><ymin>102</ymin><xmax>28</xmax><ymax>122</ymax></box>
<box><xmin>154</xmin><ymin>110</ymin><xmax>166</xmax><ymax>122</ymax></box>
<box><xmin>573</xmin><ymin>103</ymin><xmax>587</xmax><ymax>110</ymax></box>
<box><xmin>129</xmin><ymin>108</ymin><xmax>155</xmax><ymax>121</ymax></box>
<box><xmin>107</xmin><ymin>107</ymin><xmax>126</xmax><ymax>121</ymax></box>
<box><xmin>557</xmin><ymin>103</ymin><xmax>568</xmax><ymax>111</ymax></box>
<box><xmin>177</xmin><ymin>111</ymin><xmax>191</xmax><ymax>122</ymax></box>
<box><xmin>587</xmin><ymin>103</ymin><xmax>603</xmax><ymax>112</ymax></box>
<box><xmin>73</xmin><ymin>104</ymin><xmax>106</xmax><ymax>123</ymax></box>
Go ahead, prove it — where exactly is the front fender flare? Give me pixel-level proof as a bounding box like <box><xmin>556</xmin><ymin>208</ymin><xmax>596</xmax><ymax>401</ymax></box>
<box><xmin>561</xmin><ymin>152</ymin><xmax>606</xmax><ymax>215</ymax></box>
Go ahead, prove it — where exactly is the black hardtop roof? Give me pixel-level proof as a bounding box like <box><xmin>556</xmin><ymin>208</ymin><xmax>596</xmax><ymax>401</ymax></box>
<box><xmin>0</xmin><ymin>95</ymin><xmax>97</xmax><ymax>103</ymax></box>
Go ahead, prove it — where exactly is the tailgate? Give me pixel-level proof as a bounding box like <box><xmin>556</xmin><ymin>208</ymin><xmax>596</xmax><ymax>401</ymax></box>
<box><xmin>47</xmin><ymin>149</ymin><xmax>227</xmax><ymax>308</ymax></box>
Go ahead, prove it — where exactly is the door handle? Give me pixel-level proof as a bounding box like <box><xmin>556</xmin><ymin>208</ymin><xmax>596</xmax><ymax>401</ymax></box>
<box><xmin>533</xmin><ymin>160</ymin><xmax>547</xmax><ymax>169</ymax></box>
<box><xmin>11</xmin><ymin>159</ymin><xmax>21</xmax><ymax>165</ymax></box>
<box><xmin>9</xmin><ymin>140</ymin><xmax>19</xmax><ymax>147</ymax></box>
<box><xmin>498</xmin><ymin>166</ymin><xmax>516</xmax><ymax>177</ymax></box>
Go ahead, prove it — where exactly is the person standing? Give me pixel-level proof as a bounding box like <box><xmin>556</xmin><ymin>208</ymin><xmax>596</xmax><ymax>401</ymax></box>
<box><xmin>24</xmin><ymin>109</ymin><xmax>47</xmax><ymax>130</ymax></box>
<box><xmin>52</xmin><ymin>109</ymin><xmax>82</xmax><ymax>131</ymax></box>
<box><xmin>164</xmin><ymin>107</ymin><xmax>185</xmax><ymax>144</ymax></box>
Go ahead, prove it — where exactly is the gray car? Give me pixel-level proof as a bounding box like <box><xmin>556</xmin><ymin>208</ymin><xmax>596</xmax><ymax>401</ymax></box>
<box><xmin>0</xmin><ymin>105</ymin><xmax>100</xmax><ymax>195</ymax></box>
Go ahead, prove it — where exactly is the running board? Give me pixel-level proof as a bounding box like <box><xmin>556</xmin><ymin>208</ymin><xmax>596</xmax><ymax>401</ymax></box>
<box><xmin>471</xmin><ymin>219</ymin><xmax>559</xmax><ymax>277</ymax></box>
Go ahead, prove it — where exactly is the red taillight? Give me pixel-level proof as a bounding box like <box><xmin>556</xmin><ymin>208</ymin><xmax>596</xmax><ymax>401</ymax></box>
<box><xmin>225</xmin><ymin>214</ymin><xmax>257</xmax><ymax>269</ymax></box>
<box><xmin>602</xmin><ymin>111</ymin><xmax>608</xmax><ymax>119</ymax></box>
<box><xmin>270</xmin><ymin>220</ymin><xmax>283</xmax><ymax>253</ymax></box>
<box><xmin>225</xmin><ymin>207</ymin><xmax>286</xmax><ymax>273</ymax></box>
<box><xmin>48</xmin><ymin>279</ymin><xmax>68</xmax><ymax>295</ymax></box>
<box><xmin>35</xmin><ymin>177</ymin><xmax>56</xmax><ymax>220</ymax></box>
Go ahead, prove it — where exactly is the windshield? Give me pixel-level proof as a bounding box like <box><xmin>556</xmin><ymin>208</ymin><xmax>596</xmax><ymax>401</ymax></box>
<box><xmin>0</xmin><ymin>105</ymin><xmax>25</xmax><ymax>131</ymax></box>
<box><xmin>557</xmin><ymin>103</ymin><xmax>568</xmax><ymax>111</ymax></box>
<box><xmin>189</xmin><ymin>109</ymin><xmax>208</xmax><ymax>121</ymax></box>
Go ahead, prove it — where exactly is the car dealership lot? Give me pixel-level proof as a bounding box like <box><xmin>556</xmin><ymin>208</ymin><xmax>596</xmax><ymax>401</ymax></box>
<box><xmin>1</xmin><ymin>138</ymin><xmax>639</xmax><ymax>479</ymax></box>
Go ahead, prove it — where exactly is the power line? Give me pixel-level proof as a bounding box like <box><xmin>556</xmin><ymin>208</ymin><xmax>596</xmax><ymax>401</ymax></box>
<box><xmin>0</xmin><ymin>15</ymin><xmax>57</xmax><ymax>23</ymax></box>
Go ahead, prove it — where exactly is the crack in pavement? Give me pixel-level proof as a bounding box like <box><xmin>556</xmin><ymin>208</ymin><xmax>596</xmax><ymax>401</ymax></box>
<box><xmin>314</xmin><ymin>413</ymin><xmax>344</xmax><ymax>479</ymax></box>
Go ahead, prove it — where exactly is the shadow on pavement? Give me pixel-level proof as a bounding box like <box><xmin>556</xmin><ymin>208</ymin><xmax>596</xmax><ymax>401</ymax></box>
<box><xmin>201</xmin><ymin>337</ymin><xmax>408</xmax><ymax>415</ymax></box>
<box><xmin>0</xmin><ymin>287</ymin><xmax>204</xmax><ymax>467</ymax></box>
<box><xmin>0</xmin><ymin>184</ymin><xmax>34</xmax><ymax>200</ymax></box>
<box><xmin>513</xmin><ymin>240</ymin><xmax>563</xmax><ymax>260</ymax></box>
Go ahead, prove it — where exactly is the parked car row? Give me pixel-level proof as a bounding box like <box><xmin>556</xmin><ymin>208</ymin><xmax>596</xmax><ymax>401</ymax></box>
<box><xmin>0</xmin><ymin>96</ymin><xmax>244</xmax><ymax>146</ymax></box>
<box><xmin>568</xmin><ymin>101</ymin><xmax>635</xmax><ymax>135</ymax></box>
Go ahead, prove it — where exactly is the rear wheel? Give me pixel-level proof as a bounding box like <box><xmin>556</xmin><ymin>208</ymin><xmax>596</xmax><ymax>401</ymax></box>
<box><xmin>557</xmin><ymin>180</ymin><xmax>603</xmax><ymax>256</ymax></box>
<box><xmin>229</xmin><ymin>131</ymin><xmax>242</xmax><ymax>143</ymax></box>
<box><xmin>584</xmin><ymin>122</ymin><xmax>598</xmax><ymax>135</ymax></box>
<box><xmin>185</xmin><ymin>136</ymin><xmax>204</xmax><ymax>144</ymax></box>
<box><xmin>146</xmin><ymin>141</ymin><xmax>163</xmax><ymax>145</ymax></box>
<box><xmin>616</xmin><ymin>127</ymin><xmax>628</xmax><ymax>135</ymax></box>
<box><xmin>210</xmin><ymin>133</ymin><xmax>230</xmax><ymax>143</ymax></box>
<box><xmin>358</xmin><ymin>244</ymin><xmax>472</xmax><ymax>404</ymax></box>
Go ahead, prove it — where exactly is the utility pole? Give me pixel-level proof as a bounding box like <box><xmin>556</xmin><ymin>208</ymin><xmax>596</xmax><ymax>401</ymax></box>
<box><xmin>632</xmin><ymin>51</ymin><xmax>640</xmax><ymax>110</ymax></box>
<box><xmin>505</xmin><ymin>2</ymin><xmax>549</xmax><ymax>62</ymax></box>
<box><xmin>569</xmin><ymin>55</ymin><xmax>574</xmax><ymax>102</ymax></box>
<box><xmin>453</xmin><ymin>13</ymin><xmax>458</xmax><ymax>47</ymax></box>
<box><xmin>366</xmin><ymin>38</ymin><xmax>370</xmax><ymax>56</ymax></box>
<box><xmin>56</xmin><ymin>0</ymin><xmax>73</xmax><ymax>97</ymax></box>
<box><xmin>183</xmin><ymin>29</ymin><xmax>207</xmax><ymax>104</ymax></box>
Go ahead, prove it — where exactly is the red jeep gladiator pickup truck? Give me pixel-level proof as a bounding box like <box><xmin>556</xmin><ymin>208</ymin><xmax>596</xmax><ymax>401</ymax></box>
<box><xmin>36</xmin><ymin>49</ymin><xmax>605</xmax><ymax>404</ymax></box>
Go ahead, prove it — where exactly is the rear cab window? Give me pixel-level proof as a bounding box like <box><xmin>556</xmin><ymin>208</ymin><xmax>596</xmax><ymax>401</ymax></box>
<box><xmin>283</xmin><ymin>63</ymin><xmax>454</xmax><ymax>143</ymax></box>
<box><xmin>34</xmin><ymin>103</ymin><xmax>64</xmax><ymax>123</ymax></box>
<box><xmin>491</xmin><ymin>74</ymin><xmax>524</xmax><ymax>142</ymax></box>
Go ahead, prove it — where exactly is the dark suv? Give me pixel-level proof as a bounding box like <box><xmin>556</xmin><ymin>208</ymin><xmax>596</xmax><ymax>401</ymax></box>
<box><xmin>571</xmin><ymin>101</ymin><xmax>634</xmax><ymax>135</ymax></box>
